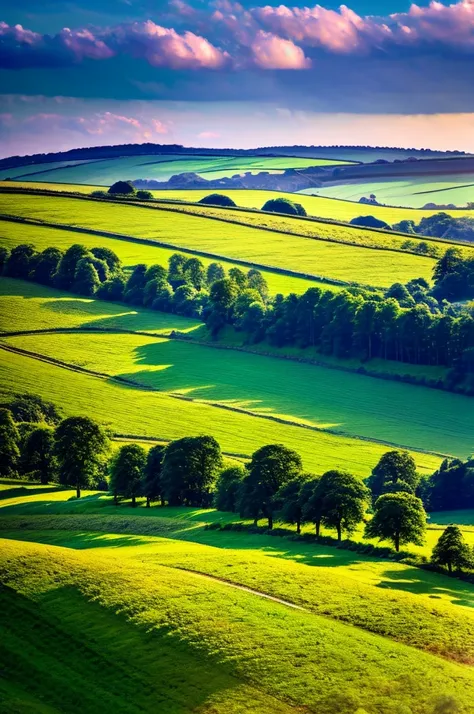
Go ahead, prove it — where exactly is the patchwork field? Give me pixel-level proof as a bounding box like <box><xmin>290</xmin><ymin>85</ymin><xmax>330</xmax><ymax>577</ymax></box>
<box><xmin>310</xmin><ymin>176</ymin><xmax>474</xmax><ymax>208</ymax></box>
<box><xmin>0</xmin><ymin>154</ymin><xmax>351</xmax><ymax>185</ymax></box>
<box><xmin>3</xmin><ymin>329</ymin><xmax>473</xmax><ymax>458</ymax></box>
<box><xmin>0</xmin><ymin>193</ymin><xmax>437</xmax><ymax>287</ymax></box>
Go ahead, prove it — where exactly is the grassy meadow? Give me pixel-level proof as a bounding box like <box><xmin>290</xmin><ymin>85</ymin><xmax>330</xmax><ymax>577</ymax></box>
<box><xmin>4</xmin><ymin>329</ymin><xmax>473</xmax><ymax>458</ymax></box>
<box><xmin>0</xmin><ymin>218</ymin><xmax>327</xmax><ymax>296</ymax></box>
<box><xmin>0</xmin><ymin>193</ymin><xmax>437</xmax><ymax>287</ymax></box>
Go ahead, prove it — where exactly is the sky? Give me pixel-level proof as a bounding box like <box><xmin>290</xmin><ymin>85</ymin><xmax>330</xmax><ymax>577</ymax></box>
<box><xmin>1</xmin><ymin>1</ymin><xmax>474</xmax><ymax>157</ymax></box>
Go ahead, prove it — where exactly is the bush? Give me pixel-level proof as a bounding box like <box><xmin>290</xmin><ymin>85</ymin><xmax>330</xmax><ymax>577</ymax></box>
<box><xmin>261</xmin><ymin>198</ymin><xmax>307</xmax><ymax>217</ymax></box>
<box><xmin>350</xmin><ymin>215</ymin><xmax>390</xmax><ymax>229</ymax></box>
<box><xmin>198</xmin><ymin>193</ymin><xmax>237</xmax><ymax>207</ymax></box>
<box><xmin>108</xmin><ymin>181</ymin><xmax>136</xmax><ymax>196</ymax></box>
<box><xmin>136</xmin><ymin>190</ymin><xmax>153</xmax><ymax>200</ymax></box>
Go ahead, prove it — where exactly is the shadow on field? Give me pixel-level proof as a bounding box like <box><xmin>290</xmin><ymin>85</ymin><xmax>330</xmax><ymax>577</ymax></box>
<box><xmin>0</xmin><ymin>485</ymin><xmax>61</xmax><ymax>500</ymax></box>
<box><xmin>378</xmin><ymin>566</ymin><xmax>474</xmax><ymax>608</ymax></box>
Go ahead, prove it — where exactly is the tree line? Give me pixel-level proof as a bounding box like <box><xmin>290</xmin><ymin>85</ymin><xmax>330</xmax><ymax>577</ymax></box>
<box><xmin>1</xmin><ymin>392</ymin><xmax>473</xmax><ymax>575</ymax></box>
<box><xmin>2</xmin><ymin>236</ymin><xmax>473</xmax><ymax>387</ymax></box>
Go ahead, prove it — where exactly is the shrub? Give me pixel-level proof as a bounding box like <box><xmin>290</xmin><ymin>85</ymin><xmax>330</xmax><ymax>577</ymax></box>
<box><xmin>108</xmin><ymin>181</ymin><xmax>136</xmax><ymax>195</ymax></box>
<box><xmin>198</xmin><ymin>193</ymin><xmax>237</xmax><ymax>207</ymax></box>
<box><xmin>261</xmin><ymin>198</ymin><xmax>307</xmax><ymax>217</ymax></box>
<box><xmin>350</xmin><ymin>215</ymin><xmax>390</xmax><ymax>229</ymax></box>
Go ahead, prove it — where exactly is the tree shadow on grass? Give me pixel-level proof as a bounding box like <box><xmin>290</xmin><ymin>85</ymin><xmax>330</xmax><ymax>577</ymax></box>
<box><xmin>377</xmin><ymin>566</ymin><xmax>474</xmax><ymax>608</ymax></box>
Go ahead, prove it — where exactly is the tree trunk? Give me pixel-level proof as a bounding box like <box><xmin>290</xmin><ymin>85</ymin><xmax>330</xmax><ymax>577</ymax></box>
<box><xmin>395</xmin><ymin>532</ymin><xmax>400</xmax><ymax>552</ymax></box>
<box><xmin>315</xmin><ymin>521</ymin><xmax>320</xmax><ymax>537</ymax></box>
<box><xmin>114</xmin><ymin>493</ymin><xmax>118</xmax><ymax>506</ymax></box>
<box><xmin>448</xmin><ymin>561</ymin><xmax>452</xmax><ymax>574</ymax></box>
<box><xmin>268</xmin><ymin>513</ymin><xmax>273</xmax><ymax>530</ymax></box>
<box><xmin>76</xmin><ymin>485</ymin><xmax>81</xmax><ymax>499</ymax></box>
<box><xmin>296</xmin><ymin>517</ymin><xmax>301</xmax><ymax>535</ymax></box>
<box><xmin>132</xmin><ymin>494</ymin><xmax>136</xmax><ymax>508</ymax></box>
<box><xmin>146</xmin><ymin>496</ymin><xmax>150</xmax><ymax>508</ymax></box>
<box><xmin>336</xmin><ymin>523</ymin><xmax>342</xmax><ymax>542</ymax></box>
<box><xmin>253</xmin><ymin>517</ymin><xmax>258</xmax><ymax>526</ymax></box>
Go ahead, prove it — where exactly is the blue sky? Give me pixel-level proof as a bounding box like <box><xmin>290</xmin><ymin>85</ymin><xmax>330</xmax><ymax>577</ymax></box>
<box><xmin>1</xmin><ymin>1</ymin><xmax>474</xmax><ymax>156</ymax></box>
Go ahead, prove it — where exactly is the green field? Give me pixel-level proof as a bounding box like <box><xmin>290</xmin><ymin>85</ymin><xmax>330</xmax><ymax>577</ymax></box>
<box><xmin>0</xmin><ymin>193</ymin><xmax>437</xmax><ymax>287</ymax></box>
<box><xmin>0</xmin><ymin>218</ymin><xmax>327</xmax><ymax>296</ymax></box>
<box><xmin>310</xmin><ymin>177</ymin><xmax>474</xmax><ymax>208</ymax></box>
<box><xmin>0</xmin><ymin>154</ymin><xmax>351</xmax><ymax>186</ymax></box>
<box><xmin>0</xmin><ymin>346</ymin><xmax>443</xmax><ymax>476</ymax></box>
<box><xmin>2</xmin><ymin>477</ymin><xmax>474</xmax><ymax>713</ymax></box>
<box><xmin>4</xmin><ymin>329</ymin><xmax>473</xmax><ymax>458</ymax></box>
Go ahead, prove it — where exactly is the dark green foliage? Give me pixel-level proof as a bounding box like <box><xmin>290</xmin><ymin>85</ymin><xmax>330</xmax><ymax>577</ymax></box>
<box><xmin>96</xmin><ymin>274</ymin><xmax>127</xmax><ymax>301</ymax></box>
<box><xmin>168</xmin><ymin>253</ymin><xmax>188</xmax><ymax>289</ymax></box>
<box><xmin>5</xmin><ymin>244</ymin><xmax>36</xmax><ymax>279</ymax></box>
<box><xmin>214</xmin><ymin>466</ymin><xmax>246</xmax><ymax>512</ymax></box>
<box><xmin>229</xmin><ymin>267</ymin><xmax>248</xmax><ymax>291</ymax></box>
<box><xmin>242</xmin><ymin>444</ymin><xmax>303</xmax><ymax>528</ymax></box>
<box><xmin>0</xmin><ymin>408</ymin><xmax>20</xmax><ymax>477</ymax></box>
<box><xmin>350</xmin><ymin>215</ymin><xmax>390</xmax><ymax>229</ymax></box>
<box><xmin>206</xmin><ymin>262</ymin><xmax>226</xmax><ymax>285</ymax></box>
<box><xmin>247</xmin><ymin>269</ymin><xmax>269</xmax><ymax>300</ymax></box>
<box><xmin>124</xmin><ymin>263</ymin><xmax>147</xmax><ymax>304</ymax></box>
<box><xmin>21</xmin><ymin>426</ymin><xmax>55</xmax><ymax>484</ymax></box>
<box><xmin>161</xmin><ymin>436</ymin><xmax>223</xmax><ymax>507</ymax></box>
<box><xmin>367</xmin><ymin>450</ymin><xmax>418</xmax><ymax>498</ymax></box>
<box><xmin>432</xmin><ymin>249</ymin><xmax>474</xmax><ymax>300</ymax></box>
<box><xmin>431</xmin><ymin>525</ymin><xmax>473</xmax><ymax>573</ymax></box>
<box><xmin>3</xmin><ymin>393</ymin><xmax>61</xmax><ymax>425</ymax></box>
<box><xmin>109</xmin><ymin>443</ymin><xmax>147</xmax><ymax>506</ymax></box>
<box><xmin>91</xmin><ymin>247</ymin><xmax>121</xmax><ymax>273</ymax></box>
<box><xmin>73</xmin><ymin>258</ymin><xmax>101</xmax><ymax>296</ymax></box>
<box><xmin>184</xmin><ymin>257</ymin><xmax>206</xmax><ymax>290</ymax></box>
<box><xmin>136</xmin><ymin>190</ymin><xmax>153</xmax><ymax>200</ymax></box>
<box><xmin>198</xmin><ymin>193</ymin><xmax>237</xmax><ymax>207</ymax></box>
<box><xmin>316</xmin><ymin>469</ymin><xmax>370</xmax><ymax>541</ymax></box>
<box><xmin>0</xmin><ymin>246</ymin><xmax>9</xmax><ymax>274</ymax></box>
<box><xmin>142</xmin><ymin>444</ymin><xmax>165</xmax><ymax>507</ymax></box>
<box><xmin>108</xmin><ymin>181</ymin><xmax>135</xmax><ymax>195</ymax></box>
<box><xmin>365</xmin><ymin>492</ymin><xmax>426</xmax><ymax>551</ymax></box>
<box><xmin>31</xmin><ymin>247</ymin><xmax>63</xmax><ymax>285</ymax></box>
<box><xmin>301</xmin><ymin>477</ymin><xmax>323</xmax><ymax>535</ymax></box>
<box><xmin>425</xmin><ymin>458</ymin><xmax>474</xmax><ymax>510</ymax></box>
<box><xmin>274</xmin><ymin>474</ymin><xmax>309</xmax><ymax>533</ymax></box>
<box><xmin>210</xmin><ymin>278</ymin><xmax>239</xmax><ymax>310</ymax></box>
<box><xmin>393</xmin><ymin>219</ymin><xmax>416</xmax><ymax>234</ymax></box>
<box><xmin>54</xmin><ymin>416</ymin><xmax>110</xmax><ymax>498</ymax></box>
<box><xmin>54</xmin><ymin>244</ymin><xmax>90</xmax><ymax>289</ymax></box>
<box><xmin>261</xmin><ymin>197</ymin><xmax>307</xmax><ymax>216</ymax></box>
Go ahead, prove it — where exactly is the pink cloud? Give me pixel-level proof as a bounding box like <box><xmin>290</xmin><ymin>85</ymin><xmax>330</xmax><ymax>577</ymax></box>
<box><xmin>59</xmin><ymin>28</ymin><xmax>114</xmax><ymax>61</ymax></box>
<box><xmin>251</xmin><ymin>30</ymin><xmax>311</xmax><ymax>68</ymax></box>
<box><xmin>198</xmin><ymin>130</ymin><xmax>221</xmax><ymax>138</ymax></box>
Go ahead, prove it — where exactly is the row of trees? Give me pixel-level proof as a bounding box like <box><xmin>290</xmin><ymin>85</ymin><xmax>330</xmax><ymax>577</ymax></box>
<box><xmin>1</xmin><ymin>395</ymin><xmax>472</xmax><ymax>572</ymax></box>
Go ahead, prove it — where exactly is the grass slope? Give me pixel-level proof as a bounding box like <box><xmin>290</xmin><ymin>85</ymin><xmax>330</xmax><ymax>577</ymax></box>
<box><xmin>0</xmin><ymin>193</ymin><xmax>436</xmax><ymax>287</ymax></box>
<box><xmin>5</xmin><ymin>329</ymin><xmax>473</xmax><ymax>458</ymax></box>
<box><xmin>0</xmin><ymin>347</ymin><xmax>442</xmax><ymax>475</ymax></box>
<box><xmin>2</xmin><ymin>535</ymin><xmax>474</xmax><ymax>714</ymax></box>
<box><xmin>0</xmin><ymin>218</ymin><xmax>326</xmax><ymax>296</ymax></box>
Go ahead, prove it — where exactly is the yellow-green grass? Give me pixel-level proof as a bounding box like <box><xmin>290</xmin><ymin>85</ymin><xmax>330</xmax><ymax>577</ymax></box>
<box><xmin>7</xmin><ymin>181</ymin><xmax>474</xmax><ymax>223</ymax></box>
<box><xmin>5</xmin><ymin>330</ymin><xmax>473</xmax><ymax>458</ymax></box>
<box><xmin>0</xmin><ymin>154</ymin><xmax>351</xmax><ymax>185</ymax></box>
<box><xmin>311</xmin><ymin>177</ymin><xmax>474</xmax><ymax>208</ymax></box>
<box><xmin>3</xmin><ymin>537</ymin><xmax>474</xmax><ymax>713</ymax></box>
<box><xmin>0</xmin><ymin>194</ymin><xmax>437</xmax><ymax>287</ymax></box>
<box><xmin>0</xmin><ymin>347</ymin><xmax>442</xmax><ymax>476</ymax></box>
<box><xmin>0</xmin><ymin>278</ymin><xmax>202</xmax><ymax>335</ymax></box>
<box><xmin>0</xmin><ymin>219</ymin><xmax>329</xmax><ymax>296</ymax></box>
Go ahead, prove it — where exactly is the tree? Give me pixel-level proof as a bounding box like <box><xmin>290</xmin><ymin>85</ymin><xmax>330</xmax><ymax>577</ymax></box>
<box><xmin>262</xmin><ymin>197</ymin><xmax>307</xmax><ymax>216</ymax></box>
<box><xmin>0</xmin><ymin>246</ymin><xmax>9</xmax><ymax>274</ymax></box>
<box><xmin>73</xmin><ymin>258</ymin><xmax>100</xmax><ymax>296</ymax></box>
<box><xmin>214</xmin><ymin>466</ymin><xmax>246</xmax><ymax>512</ymax></box>
<box><xmin>433</xmin><ymin>247</ymin><xmax>463</xmax><ymax>284</ymax></box>
<box><xmin>109</xmin><ymin>443</ymin><xmax>146</xmax><ymax>506</ymax></box>
<box><xmin>317</xmin><ymin>470</ymin><xmax>370</xmax><ymax>541</ymax></box>
<box><xmin>3</xmin><ymin>393</ymin><xmax>61</xmax><ymax>425</ymax></box>
<box><xmin>243</xmin><ymin>444</ymin><xmax>302</xmax><ymax>529</ymax></box>
<box><xmin>91</xmin><ymin>247</ymin><xmax>121</xmax><ymax>273</ymax></box>
<box><xmin>274</xmin><ymin>474</ymin><xmax>308</xmax><ymax>534</ymax></box>
<box><xmin>168</xmin><ymin>253</ymin><xmax>188</xmax><ymax>289</ymax></box>
<box><xmin>136</xmin><ymin>190</ymin><xmax>153</xmax><ymax>200</ymax></box>
<box><xmin>32</xmin><ymin>247</ymin><xmax>63</xmax><ymax>285</ymax></box>
<box><xmin>184</xmin><ymin>257</ymin><xmax>206</xmax><ymax>290</ymax></box>
<box><xmin>228</xmin><ymin>267</ymin><xmax>248</xmax><ymax>291</ymax></box>
<box><xmin>365</xmin><ymin>492</ymin><xmax>426</xmax><ymax>551</ymax></box>
<box><xmin>350</xmin><ymin>215</ymin><xmax>390</xmax><ymax>229</ymax></box>
<box><xmin>301</xmin><ymin>477</ymin><xmax>323</xmax><ymax>535</ymax></box>
<box><xmin>142</xmin><ymin>444</ymin><xmax>165</xmax><ymax>507</ymax></box>
<box><xmin>54</xmin><ymin>244</ymin><xmax>90</xmax><ymax>289</ymax></box>
<box><xmin>247</xmin><ymin>269</ymin><xmax>269</xmax><ymax>300</ymax></box>
<box><xmin>97</xmin><ymin>274</ymin><xmax>127</xmax><ymax>302</ymax></box>
<box><xmin>21</xmin><ymin>426</ymin><xmax>55</xmax><ymax>484</ymax></box>
<box><xmin>108</xmin><ymin>180</ymin><xmax>135</xmax><ymax>195</ymax></box>
<box><xmin>161</xmin><ymin>436</ymin><xmax>223</xmax><ymax>506</ymax></box>
<box><xmin>207</xmin><ymin>262</ymin><xmax>226</xmax><ymax>285</ymax></box>
<box><xmin>367</xmin><ymin>450</ymin><xmax>418</xmax><ymax>498</ymax></box>
<box><xmin>54</xmin><ymin>416</ymin><xmax>110</xmax><ymax>498</ymax></box>
<box><xmin>5</xmin><ymin>244</ymin><xmax>37</xmax><ymax>279</ymax></box>
<box><xmin>0</xmin><ymin>408</ymin><xmax>20</xmax><ymax>477</ymax></box>
<box><xmin>124</xmin><ymin>263</ymin><xmax>148</xmax><ymax>304</ymax></box>
<box><xmin>209</xmin><ymin>278</ymin><xmax>239</xmax><ymax>310</ymax></box>
<box><xmin>198</xmin><ymin>193</ymin><xmax>237</xmax><ymax>207</ymax></box>
<box><xmin>431</xmin><ymin>525</ymin><xmax>473</xmax><ymax>574</ymax></box>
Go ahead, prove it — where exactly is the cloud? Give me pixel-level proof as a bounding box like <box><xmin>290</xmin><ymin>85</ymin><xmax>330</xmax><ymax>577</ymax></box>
<box><xmin>251</xmin><ymin>31</ymin><xmax>311</xmax><ymax>68</ymax></box>
<box><xmin>198</xmin><ymin>130</ymin><xmax>221</xmax><ymax>138</ymax></box>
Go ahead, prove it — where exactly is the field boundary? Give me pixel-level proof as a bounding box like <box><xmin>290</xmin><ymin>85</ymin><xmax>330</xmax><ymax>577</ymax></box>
<box><xmin>0</xmin><ymin>340</ymin><xmax>451</xmax><ymax>459</ymax></box>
